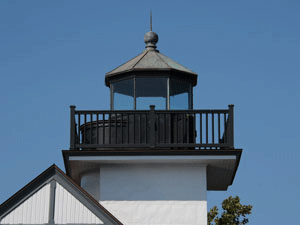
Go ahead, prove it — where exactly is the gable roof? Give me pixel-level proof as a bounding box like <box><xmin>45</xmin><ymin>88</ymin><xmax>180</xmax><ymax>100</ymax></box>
<box><xmin>0</xmin><ymin>164</ymin><xmax>123</xmax><ymax>225</ymax></box>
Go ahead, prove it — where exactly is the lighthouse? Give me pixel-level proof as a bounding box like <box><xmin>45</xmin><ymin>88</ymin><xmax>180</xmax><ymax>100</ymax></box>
<box><xmin>62</xmin><ymin>29</ymin><xmax>242</xmax><ymax>225</ymax></box>
<box><xmin>0</xmin><ymin>28</ymin><xmax>242</xmax><ymax>225</ymax></box>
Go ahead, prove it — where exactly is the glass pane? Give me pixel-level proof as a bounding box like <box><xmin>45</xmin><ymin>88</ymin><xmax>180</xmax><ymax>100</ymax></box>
<box><xmin>170</xmin><ymin>79</ymin><xmax>190</xmax><ymax>109</ymax></box>
<box><xmin>136</xmin><ymin>78</ymin><xmax>167</xmax><ymax>110</ymax></box>
<box><xmin>112</xmin><ymin>79</ymin><xmax>134</xmax><ymax>110</ymax></box>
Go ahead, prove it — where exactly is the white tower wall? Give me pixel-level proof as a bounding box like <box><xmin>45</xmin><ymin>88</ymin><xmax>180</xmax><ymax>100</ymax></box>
<box><xmin>81</xmin><ymin>163</ymin><xmax>207</xmax><ymax>225</ymax></box>
<box><xmin>81</xmin><ymin>171</ymin><xmax>100</xmax><ymax>200</ymax></box>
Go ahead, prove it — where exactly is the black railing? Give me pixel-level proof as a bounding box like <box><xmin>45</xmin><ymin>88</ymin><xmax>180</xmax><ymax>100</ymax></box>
<box><xmin>70</xmin><ymin>105</ymin><xmax>234</xmax><ymax>150</ymax></box>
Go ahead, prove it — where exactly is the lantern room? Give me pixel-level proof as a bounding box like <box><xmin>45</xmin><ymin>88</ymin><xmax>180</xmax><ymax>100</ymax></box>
<box><xmin>105</xmin><ymin>31</ymin><xmax>198</xmax><ymax>110</ymax></box>
<box><xmin>69</xmin><ymin>30</ymin><xmax>236</xmax><ymax>151</ymax></box>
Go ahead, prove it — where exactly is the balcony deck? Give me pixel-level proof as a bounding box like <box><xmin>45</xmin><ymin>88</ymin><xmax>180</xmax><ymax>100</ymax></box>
<box><xmin>69</xmin><ymin>105</ymin><xmax>234</xmax><ymax>150</ymax></box>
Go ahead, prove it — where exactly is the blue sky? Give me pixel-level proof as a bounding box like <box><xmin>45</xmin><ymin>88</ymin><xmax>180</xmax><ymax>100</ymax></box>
<box><xmin>0</xmin><ymin>0</ymin><xmax>299</xmax><ymax>224</ymax></box>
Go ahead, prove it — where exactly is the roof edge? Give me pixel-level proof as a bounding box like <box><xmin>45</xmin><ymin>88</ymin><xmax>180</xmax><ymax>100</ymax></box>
<box><xmin>105</xmin><ymin>68</ymin><xmax>198</xmax><ymax>87</ymax></box>
<box><xmin>63</xmin><ymin>149</ymin><xmax>242</xmax><ymax>157</ymax></box>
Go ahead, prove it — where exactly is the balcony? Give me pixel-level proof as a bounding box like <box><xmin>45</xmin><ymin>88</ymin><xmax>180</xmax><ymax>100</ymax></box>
<box><xmin>69</xmin><ymin>105</ymin><xmax>234</xmax><ymax>150</ymax></box>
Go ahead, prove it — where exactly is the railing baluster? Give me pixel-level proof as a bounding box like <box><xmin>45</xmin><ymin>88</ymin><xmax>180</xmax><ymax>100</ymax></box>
<box><xmin>96</xmin><ymin>113</ymin><xmax>99</xmax><ymax>145</ymax></box>
<box><xmin>121</xmin><ymin>113</ymin><xmax>123</xmax><ymax>144</ymax></box>
<box><xmin>149</xmin><ymin>105</ymin><xmax>155</xmax><ymax>147</ymax></box>
<box><xmin>127</xmin><ymin>113</ymin><xmax>129</xmax><ymax>144</ymax></box>
<box><xmin>193</xmin><ymin>113</ymin><xmax>196</xmax><ymax>144</ymax></box>
<box><xmin>174</xmin><ymin>113</ymin><xmax>178</xmax><ymax>143</ymax></box>
<box><xmin>218</xmin><ymin>113</ymin><xmax>220</xmax><ymax>144</ymax></box>
<box><xmin>157</xmin><ymin>114</ymin><xmax>160</xmax><ymax>144</ymax></box>
<box><xmin>90</xmin><ymin>113</ymin><xmax>93</xmax><ymax>145</ymax></box>
<box><xmin>212</xmin><ymin>113</ymin><xmax>214</xmax><ymax>144</ymax></box>
<box><xmin>84</xmin><ymin>113</ymin><xmax>87</xmax><ymax>144</ymax></box>
<box><xmin>139</xmin><ymin>113</ymin><xmax>141</xmax><ymax>144</ymax></box>
<box><xmin>168</xmin><ymin>112</ymin><xmax>171</xmax><ymax>144</ymax></box>
<box><xmin>186</xmin><ymin>113</ymin><xmax>189</xmax><ymax>144</ymax></box>
<box><xmin>224</xmin><ymin>113</ymin><xmax>227</xmax><ymax>144</ymax></box>
<box><xmin>133</xmin><ymin>113</ymin><xmax>135</xmax><ymax>144</ymax></box>
<box><xmin>102</xmin><ymin>113</ymin><xmax>105</xmax><ymax>144</ymax></box>
<box><xmin>182</xmin><ymin>113</ymin><xmax>185</xmax><ymax>144</ymax></box>
<box><xmin>115</xmin><ymin>113</ymin><xmax>117</xmax><ymax>144</ymax></box>
<box><xmin>109</xmin><ymin>113</ymin><xmax>111</xmax><ymax>144</ymax></box>
<box><xmin>206</xmin><ymin>113</ymin><xmax>208</xmax><ymax>145</ymax></box>
<box><xmin>145</xmin><ymin>113</ymin><xmax>147</xmax><ymax>144</ymax></box>
<box><xmin>163</xmin><ymin>113</ymin><xmax>166</xmax><ymax>144</ymax></box>
<box><xmin>200</xmin><ymin>113</ymin><xmax>202</xmax><ymax>144</ymax></box>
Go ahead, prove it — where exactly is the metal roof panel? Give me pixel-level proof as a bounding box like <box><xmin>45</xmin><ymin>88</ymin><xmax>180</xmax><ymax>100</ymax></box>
<box><xmin>106</xmin><ymin>51</ymin><xmax>146</xmax><ymax>76</ymax></box>
<box><xmin>157</xmin><ymin>52</ymin><xmax>197</xmax><ymax>75</ymax></box>
<box><xmin>134</xmin><ymin>51</ymin><xmax>170</xmax><ymax>69</ymax></box>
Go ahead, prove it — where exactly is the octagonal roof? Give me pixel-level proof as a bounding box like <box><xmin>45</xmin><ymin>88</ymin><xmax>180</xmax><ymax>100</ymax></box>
<box><xmin>105</xmin><ymin>31</ymin><xmax>198</xmax><ymax>87</ymax></box>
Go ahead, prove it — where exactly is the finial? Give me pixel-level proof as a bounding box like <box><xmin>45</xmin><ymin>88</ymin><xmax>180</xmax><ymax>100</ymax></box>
<box><xmin>144</xmin><ymin>10</ymin><xmax>158</xmax><ymax>50</ymax></box>
<box><xmin>150</xmin><ymin>10</ymin><xmax>152</xmax><ymax>31</ymax></box>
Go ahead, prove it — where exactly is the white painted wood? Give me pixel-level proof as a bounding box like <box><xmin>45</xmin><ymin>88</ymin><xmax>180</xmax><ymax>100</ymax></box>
<box><xmin>0</xmin><ymin>183</ymin><xmax>50</xmax><ymax>224</ymax></box>
<box><xmin>54</xmin><ymin>182</ymin><xmax>104</xmax><ymax>224</ymax></box>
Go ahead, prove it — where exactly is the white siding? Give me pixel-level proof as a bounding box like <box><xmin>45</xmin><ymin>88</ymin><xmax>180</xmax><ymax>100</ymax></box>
<box><xmin>0</xmin><ymin>183</ymin><xmax>50</xmax><ymax>224</ymax></box>
<box><xmin>54</xmin><ymin>182</ymin><xmax>104</xmax><ymax>224</ymax></box>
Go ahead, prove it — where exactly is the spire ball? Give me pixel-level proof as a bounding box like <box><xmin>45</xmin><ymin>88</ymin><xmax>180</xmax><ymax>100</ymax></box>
<box><xmin>144</xmin><ymin>31</ymin><xmax>158</xmax><ymax>49</ymax></box>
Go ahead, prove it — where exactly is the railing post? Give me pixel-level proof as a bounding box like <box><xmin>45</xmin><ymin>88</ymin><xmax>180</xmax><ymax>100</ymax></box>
<box><xmin>70</xmin><ymin>105</ymin><xmax>76</xmax><ymax>150</ymax></box>
<box><xmin>149</xmin><ymin>105</ymin><xmax>156</xmax><ymax>148</ymax></box>
<box><xmin>227</xmin><ymin>104</ymin><xmax>234</xmax><ymax>148</ymax></box>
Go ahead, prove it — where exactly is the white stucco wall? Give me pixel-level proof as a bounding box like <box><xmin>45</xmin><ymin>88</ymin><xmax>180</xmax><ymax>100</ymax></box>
<box><xmin>101</xmin><ymin>200</ymin><xmax>207</xmax><ymax>225</ymax></box>
<box><xmin>81</xmin><ymin>163</ymin><xmax>207</xmax><ymax>225</ymax></box>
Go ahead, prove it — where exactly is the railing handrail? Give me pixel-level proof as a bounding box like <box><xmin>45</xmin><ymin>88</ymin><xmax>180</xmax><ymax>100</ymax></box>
<box><xmin>74</xmin><ymin>109</ymin><xmax>230</xmax><ymax>114</ymax></box>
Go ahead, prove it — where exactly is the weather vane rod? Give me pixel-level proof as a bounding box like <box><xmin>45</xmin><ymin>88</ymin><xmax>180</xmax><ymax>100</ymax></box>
<box><xmin>150</xmin><ymin>10</ymin><xmax>152</xmax><ymax>31</ymax></box>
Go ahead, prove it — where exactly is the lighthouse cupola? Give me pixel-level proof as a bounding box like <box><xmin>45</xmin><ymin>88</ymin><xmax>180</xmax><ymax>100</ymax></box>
<box><xmin>105</xmin><ymin>31</ymin><xmax>197</xmax><ymax>110</ymax></box>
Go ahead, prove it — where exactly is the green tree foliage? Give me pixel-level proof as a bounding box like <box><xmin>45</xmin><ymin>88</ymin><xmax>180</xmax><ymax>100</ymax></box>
<box><xmin>208</xmin><ymin>196</ymin><xmax>253</xmax><ymax>225</ymax></box>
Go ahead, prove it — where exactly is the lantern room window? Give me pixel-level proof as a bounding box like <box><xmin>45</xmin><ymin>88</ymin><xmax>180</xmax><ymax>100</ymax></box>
<box><xmin>170</xmin><ymin>79</ymin><xmax>192</xmax><ymax>110</ymax></box>
<box><xmin>111</xmin><ymin>79</ymin><xmax>134</xmax><ymax>110</ymax></box>
<box><xmin>136</xmin><ymin>77</ymin><xmax>167</xmax><ymax>110</ymax></box>
<box><xmin>111</xmin><ymin>77</ymin><xmax>192</xmax><ymax>110</ymax></box>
